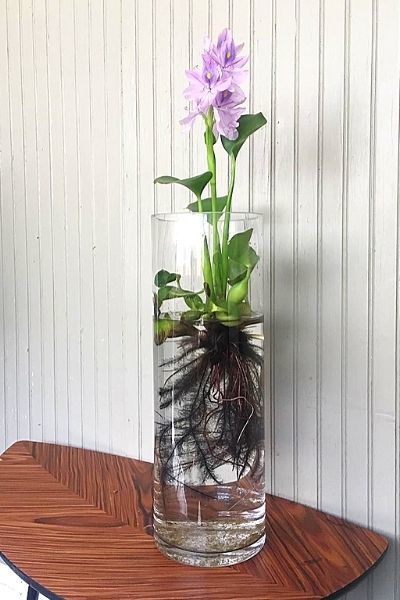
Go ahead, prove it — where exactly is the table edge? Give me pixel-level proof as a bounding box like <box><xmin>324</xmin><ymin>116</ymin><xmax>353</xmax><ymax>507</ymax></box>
<box><xmin>329</xmin><ymin>547</ymin><xmax>388</xmax><ymax>599</ymax></box>
<box><xmin>1</xmin><ymin>551</ymin><xmax>63</xmax><ymax>600</ymax></box>
<box><xmin>0</xmin><ymin>440</ymin><xmax>390</xmax><ymax>600</ymax></box>
<box><xmin>0</xmin><ymin>545</ymin><xmax>390</xmax><ymax>600</ymax></box>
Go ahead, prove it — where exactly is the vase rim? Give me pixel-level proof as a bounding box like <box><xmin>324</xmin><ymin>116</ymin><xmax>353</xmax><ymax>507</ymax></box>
<box><xmin>151</xmin><ymin>211</ymin><xmax>263</xmax><ymax>220</ymax></box>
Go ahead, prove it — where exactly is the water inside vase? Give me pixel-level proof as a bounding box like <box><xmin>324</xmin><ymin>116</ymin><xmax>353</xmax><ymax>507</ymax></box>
<box><xmin>153</xmin><ymin>316</ymin><xmax>265</xmax><ymax>567</ymax></box>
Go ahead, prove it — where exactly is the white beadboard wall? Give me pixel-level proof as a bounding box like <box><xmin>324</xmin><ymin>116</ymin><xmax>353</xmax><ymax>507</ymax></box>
<box><xmin>0</xmin><ymin>0</ymin><xmax>399</xmax><ymax>598</ymax></box>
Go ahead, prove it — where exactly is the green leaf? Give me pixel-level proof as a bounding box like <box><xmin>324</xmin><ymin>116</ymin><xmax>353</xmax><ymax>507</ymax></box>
<box><xmin>154</xmin><ymin>172</ymin><xmax>212</xmax><ymax>198</ymax></box>
<box><xmin>181</xmin><ymin>309</ymin><xmax>202</xmax><ymax>322</ymax></box>
<box><xmin>212</xmin><ymin>246</ymin><xmax>224</xmax><ymax>300</ymax></box>
<box><xmin>209</xmin><ymin>299</ymin><xmax>227</xmax><ymax>313</ymax></box>
<box><xmin>184</xmin><ymin>294</ymin><xmax>205</xmax><ymax>311</ymax></box>
<box><xmin>228</xmin><ymin>229</ymin><xmax>260</xmax><ymax>269</ymax></box>
<box><xmin>202</xmin><ymin>237</ymin><xmax>214</xmax><ymax>298</ymax></box>
<box><xmin>204</xmin><ymin>282</ymin><xmax>212</xmax><ymax>298</ymax></box>
<box><xmin>187</xmin><ymin>195</ymin><xmax>228</xmax><ymax>222</ymax></box>
<box><xmin>247</xmin><ymin>247</ymin><xmax>260</xmax><ymax>269</ymax></box>
<box><xmin>157</xmin><ymin>285</ymin><xmax>194</xmax><ymax>305</ymax></box>
<box><xmin>221</xmin><ymin>113</ymin><xmax>267</xmax><ymax>159</ymax></box>
<box><xmin>154</xmin><ymin>269</ymin><xmax>178</xmax><ymax>287</ymax></box>
<box><xmin>228</xmin><ymin>228</ymin><xmax>253</xmax><ymax>262</ymax></box>
<box><xmin>228</xmin><ymin>259</ymin><xmax>247</xmax><ymax>285</ymax></box>
<box><xmin>227</xmin><ymin>273</ymin><xmax>250</xmax><ymax>306</ymax></box>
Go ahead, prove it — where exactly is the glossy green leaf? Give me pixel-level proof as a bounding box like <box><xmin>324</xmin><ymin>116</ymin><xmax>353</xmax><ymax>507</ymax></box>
<box><xmin>184</xmin><ymin>294</ymin><xmax>205</xmax><ymax>311</ymax></box>
<box><xmin>187</xmin><ymin>196</ymin><xmax>228</xmax><ymax>223</ymax></box>
<box><xmin>208</xmin><ymin>301</ymin><xmax>228</xmax><ymax>315</ymax></box>
<box><xmin>204</xmin><ymin>281</ymin><xmax>212</xmax><ymax>298</ymax></box>
<box><xmin>157</xmin><ymin>285</ymin><xmax>198</xmax><ymax>309</ymax></box>
<box><xmin>154</xmin><ymin>269</ymin><xmax>178</xmax><ymax>287</ymax></box>
<box><xmin>221</xmin><ymin>113</ymin><xmax>267</xmax><ymax>158</ymax></box>
<box><xmin>228</xmin><ymin>228</ymin><xmax>260</xmax><ymax>269</ymax></box>
<box><xmin>228</xmin><ymin>228</ymin><xmax>253</xmax><ymax>262</ymax></box>
<box><xmin>227</xmin><ymin>272</ymin><xmax>250</xmax><ymax>305</ymax></box>
<box><xmin>181</xmin><ymin>309</ymin><xmax>202</xmax><ymax>322</ymax></box>
<box><xmin>246</xmin><ymin>246</ymin><xmax>260</xmax><ymax>269</ymax></box>
<box><xmin>154</xmin><ymin>172</ymin><xmax>212</xmax><ymax>198</ymax></box>
<box><xmin>228</xmin><ymin>258</ymin><xmax>247</xmax><ymax>285</ymax></box>
<box><xmin>202</xmin><ymin>237</ymin><xmax>214</xmax><ymax>298</ymax></box>
<box><xmin>212</xmin><ymin>247</ymin><xmax>224</xmax><ymax>300</ymax></box>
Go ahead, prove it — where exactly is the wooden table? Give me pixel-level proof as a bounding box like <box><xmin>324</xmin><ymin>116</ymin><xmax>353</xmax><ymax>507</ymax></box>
<box><xmin>0</xmin><ymin>441</ymin><xmax>387</xmax><ymax>600</ymax></box>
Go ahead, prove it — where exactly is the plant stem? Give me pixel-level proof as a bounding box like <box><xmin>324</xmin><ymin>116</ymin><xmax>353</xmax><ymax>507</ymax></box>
<box><xmin>204</xmin><ymin>108</ymin><xmax>222</xmax><ymax>299</ymax></box>
<box><xmin>221</xmin><ymin>155</ymin><xmax>237</xmax><ymax>295</ymax></box>
<box><xmin>205</xmin><ymin>109</ymin><xmax>219</xmax><ymax>248</ymax></box>
<box><xmin>202</xmin><ymin>236</ymin><xmax>214</xmax><ymax>304</ymax></box>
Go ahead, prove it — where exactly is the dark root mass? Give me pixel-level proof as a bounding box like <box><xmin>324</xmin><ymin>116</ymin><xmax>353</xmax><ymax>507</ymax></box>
<box><xmin>156</xmin><ymin>321</ymin><xmax>264</xmax><ymax>485</ymax></box>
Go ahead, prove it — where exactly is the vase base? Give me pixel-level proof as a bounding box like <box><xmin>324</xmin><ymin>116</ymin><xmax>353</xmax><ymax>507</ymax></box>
<box><xmin>154</xmin><ymin>531</ymin><xmax>266</xmax><ymax>568</ymax></box>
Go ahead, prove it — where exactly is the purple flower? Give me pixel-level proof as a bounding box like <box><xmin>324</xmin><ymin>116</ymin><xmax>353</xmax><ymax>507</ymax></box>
<box><xmin>213</xmin><ymin>86</ymin><xmax>246</xmax><ymax>140</ymax></box>
<box><xmin>207</xmin><ymin>29</ymin><xmax>248</xmax><ymax>85</ymax></box>
<box><xmin>183</xmin><ymin>54</ymin><xmax>231</xmax><ymax>113</ymax></box>
<box><xmin>180</xmin><ymin>28</ymin><xmax>248</xmax><ymax>140</ymax></box>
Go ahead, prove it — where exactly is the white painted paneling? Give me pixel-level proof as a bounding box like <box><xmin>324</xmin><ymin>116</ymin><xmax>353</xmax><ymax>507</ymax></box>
<box><xmin>75</xmin><ymin>0</ymin><xmax>96</xmax><ymax>452</ymax></box>
<box><xmin>134</xmin><ymin>0</ymin><xmax>155</xmax><ymax>460</ymax></box>
<box><xmin>319</xmin><ymin>0</ymin><xmax>345</xmax><ymax>521</ymax></box>
<box><xmin>295</xmin><ymin>0</ymin><xmax>319</xmax><ymax>508</ymax></box>
<box><xmin>272</xmin><ymin>0</ymin><xmax>296</xmax><ymax>500</ymax></box>
<box><xmin>0</xmin><ymin>1</ymin><xmax>399</xmax><ymax>597</ymax></box>
<box><xmin>46</xmin><ymin>0</ymin><xmax>68</xmax><ymax>446</ymax></box>
<box><xmin>121</xmin><ymin>0</ymin><xmax>139</xmax><ymax>460</ymax></box>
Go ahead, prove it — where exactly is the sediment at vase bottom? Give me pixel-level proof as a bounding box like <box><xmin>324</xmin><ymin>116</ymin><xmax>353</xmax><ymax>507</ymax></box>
<box><xmin>153</xmin><ymin>512</ymin><xmax>266</xmax><ymax>567</ymax></box>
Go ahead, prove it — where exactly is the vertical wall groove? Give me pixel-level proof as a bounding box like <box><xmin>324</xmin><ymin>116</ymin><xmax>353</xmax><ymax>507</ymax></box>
<box><xmin>151</xmin><ymin>0</ymin><xmax>157</xmax><ymax>204</ymax></box>
<box><xmin>103</xmin><ymin>0</ymin><xmax>111</xmax><ymax>452</ymax></box>
<box><xmin>269</xmin><ymin>0</ymin><xmax>276</xmax><ymax>496</ymax></box>
<box><xmin>59</xmin><ymin>0</ymin><xmax>69</xmax><ymax>444</ymax></box>
<box><xmin>367</xmin><ymin>0</ymin><xmax>377</xmax><ymax>540</ymax></box>
<box><xmin>249</xmin><ymin>0</ymin><xmax>254</xmax><ymax>211</ymax></box>
<box><xmin>292</xmin><ymin>0</ymin><xmax>300</xmax><ymax>503</ymax></box>
<box><xmin>44</xmin><ymin>0</ymin><xmax>57</xmax><ymax>444</ymax></box>
<box><xmin>188</xmin><ymin>0</ymin><xmax>192</xmax><ymax>178</ymax></box>
<box><xmin>316</xmin><ymin>0</ymin><xmax>325</xmax><ymax>512</ymax></box>
<box><xmin>73</xmin><ymin>0</ymin><xmax>83</xmax><ymax>450</ymax></box>
<box><xmin>394</xmin><ymin>0</ymin><xmax>400</xmax><ymax>593</ymax></box>
<box><xmin>169</xmin><ymin>0</ymin><xmax>174</xmax><ymax>210</ymax></box>
<box><xmin>340</xmin><ymin>0</ymin><xmax>350</xmax><ymax>520</ymax></box>
<box><xmin>17</xmin><ymin>0</ymin><xmax>29</xmax><ymax>443</ymax></box>
<box><xmin>89</xmin><ymin>0</ymin><xmax>97</xmax><ymax>452</ymax></box>
<box><xmin>133</xmin><ymin>0</ymin><xmax>141</xmax><ymax>458</ymax></box>
<box><xmin>7</xmin><ymin>0</ymin><xmax>19</xmax><ymax>445</ymax></box>
<box><xmin>366</xmin><ymin>3</ymin><xmax>377</xmax><ymax>596</ymax></box>
<box><xmin>120</xmin><ymin>0</ymin><xmax>126</xmax><ymax>454</ymax></box>
<box><xmin>395</xmin><ymin>42</ymin><xmax>400</xmax><ymax>594</ymax></box>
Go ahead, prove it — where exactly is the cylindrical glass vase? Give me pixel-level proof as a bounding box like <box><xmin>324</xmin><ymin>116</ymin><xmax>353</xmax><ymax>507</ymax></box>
<box><xmin>152</xmin><ymin>212</ymin><xmax>265</xmax><ymax>567</ymax></box>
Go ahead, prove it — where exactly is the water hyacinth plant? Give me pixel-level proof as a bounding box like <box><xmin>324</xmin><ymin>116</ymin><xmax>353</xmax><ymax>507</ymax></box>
<box><xmin>152</xmin><ymin>29</ymin><xmax>267</xmax><ymax>566</ymax></box>
<box><xmin>154</xmin><ymin>28</ymin><xmax>266</xmax><ymax>340</ymax></box>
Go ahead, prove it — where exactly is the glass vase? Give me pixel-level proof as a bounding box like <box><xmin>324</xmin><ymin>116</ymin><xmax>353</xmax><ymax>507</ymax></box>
<box><xmin>151</xmin><ymin>212</ymin><xmax>265</xmax><ymax>567</ymax></box>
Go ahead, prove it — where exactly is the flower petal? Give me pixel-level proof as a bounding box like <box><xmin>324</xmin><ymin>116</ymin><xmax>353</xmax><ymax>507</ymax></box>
<box><xmin>179</xmin><ymin>110</ymin><xmax>201</xmax><ymax>132</ymax></box>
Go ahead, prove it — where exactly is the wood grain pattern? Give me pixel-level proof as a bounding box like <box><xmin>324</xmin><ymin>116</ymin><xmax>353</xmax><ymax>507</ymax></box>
<box><xmin>0</xmin><ymin>442</ymin><xmax>387</xmax><ymax>600</ymax></box>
